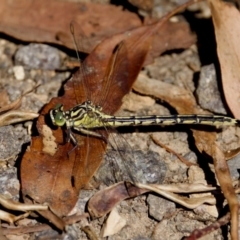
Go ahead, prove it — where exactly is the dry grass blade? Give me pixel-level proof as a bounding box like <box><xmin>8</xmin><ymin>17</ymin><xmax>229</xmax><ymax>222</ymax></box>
<box><xmin>0</xmin><ymin>210</ymin><xmax>29</xmax><ymax>224</ymax></box>
<box><xmin>0</xmin><ymin>94</ymin><xmax>24</xmax><ymax>114</ymax></box>
<box><xmin>212</xmin><ymin>144</ymin><xmax>239</xmax><ymax>240</ymax></box>
<box><xmin>136</xmin><ymin>183</ymin><xmax>216</xmax><ymax>209</ymax></box>
<box><xmin>1</xmin><ymin>213</ymin><xmax>89</xmax><ymax>235</ymax></box>
<box><xmin>0</xmin><ymin>194</ymin><xmax>47</xmax><ymax>212</ymax></box>
<box><xmin>0</xmin><ymin>195</ymin><xmax>48</xmax><ymax>212</ymax></box>
<box><xmin>139</xmin><ymin>183</ymin><xmax>216</xmax><ymax>193</ymax></box>
<box><xmin>0</xmin><ymin>85</ymin><xmax>39</xmax><ymax>114</ymax></box>
<box><xmin>0</xmin><ymin>194</ymin><xmax>47</xmax><ymax>224</ymax></box>
<box><xmin>0</xmin><ymin>86</ymin><xmax>39</xmax><ymax>126</ymax></box>
<box><xmin>0</xmin><ymin>111</ymin><xmax>38</xmax><ymax>127</ymax></box>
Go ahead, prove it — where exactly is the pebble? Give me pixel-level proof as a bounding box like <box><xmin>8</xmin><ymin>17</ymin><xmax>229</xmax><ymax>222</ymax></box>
<box><xmin>147</xmin><ymin>194</ymin><xmax>176</xmax><ymax>221</ymax></box>
<box><xmin>227</xmin><ymin>154</ymin><xmax>240</xmax><ymax>180</ymax></box>
<box><xmin>0</xmin><ymin>125</ymin><xmax>30</xmax><ymax>161</ymax></box>
<box><xmin>196</xmin><ymin>64</ymin><xmax>227</xmax><ymax>114</ymax></box>
<box><xmin>12</xmin><ymin>65</ymin><xmax>25</xmax><ymax>80</ymax></box>
<box><xmin>15</xmin><ymin>43</ymin><xmax>61</xmax><ymax>70</ymax></box>
<box><xmin>0</xmin><ymin>167</ymin><xmax>19</xmax><ymax>201</ymax></box>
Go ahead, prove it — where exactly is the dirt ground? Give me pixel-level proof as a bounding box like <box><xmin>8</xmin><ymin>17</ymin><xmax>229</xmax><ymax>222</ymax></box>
<box><xmin>0</xmin><ymin>0</ymin><xmax>239</xmax><ymax>239</ymax></box>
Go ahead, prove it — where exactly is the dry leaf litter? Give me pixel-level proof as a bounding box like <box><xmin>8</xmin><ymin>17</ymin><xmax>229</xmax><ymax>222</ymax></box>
<box><xmin>0</xmin><ymin>1</ymin><xmax>239</xmax><ymax>240</ymax></box>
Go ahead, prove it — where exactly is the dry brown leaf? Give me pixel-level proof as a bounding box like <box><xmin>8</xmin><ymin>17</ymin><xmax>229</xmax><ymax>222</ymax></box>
<box><xmin>0</xmin><ymin>0</ymin><xmax>140</xmax><ymax>53</ymax></box>
<box><xmin>0</xmin><ymin>0</ymin><xmax>196</xmax><ymax>68</ymax></box>
<box><xmin>212</xmin><ymin>144</ymin><xmax>239</xmax><ymax>240</ymax></box>
<box><xmin>88</xmin><ymin>181</ymin><xmax>217</xmax><ymax>219</ymax></box>
<box><xmin>88</xmin><ymin>182</ymin><xmax>147</xmax><ymax>219</ymax></box>
<box><xmin>224</xmin><ymin>147</ymin><xmax>240</xmax><ymax>160</ymax></box>
<box><xmin>208</xmin><ymin>0</ymin><xmax>240</xmax><ymax>118</ymax></box>
<box><xmin>128</xmin><ymin>0</ymin><xmax>154</xmax><ymax>11</ymax></box>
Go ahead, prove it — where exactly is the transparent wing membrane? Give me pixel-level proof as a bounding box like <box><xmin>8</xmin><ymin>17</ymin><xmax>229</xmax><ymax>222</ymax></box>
<box><xmin>49</xmin><ymin>26</ymin><xmax>240</xmax><ymax>187</ymax></box>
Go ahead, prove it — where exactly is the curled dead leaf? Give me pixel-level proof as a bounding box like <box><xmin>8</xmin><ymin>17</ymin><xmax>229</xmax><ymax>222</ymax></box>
<box><xmin>88</xmin><ymin>181</ymin><xmax>217</xmax><ymax>219</ymax></box>
<box><xmin>212</xmin><ymin>144</ymin><xmax>239</xmax><ymax>240</ymax></box>
<box><xmin>0</xmin><ymin>111</ymin><xmax>38</xmax><ymax>127</ymax></box>
<box><xmin>209</xmin><ymin>0</ymin><xmax>240</xmax><ymax>118</ymax></box>
<box><xmin>88</xmin><ymin>182</ymin><xmax>147</xmax><ymax>219</ymax></box>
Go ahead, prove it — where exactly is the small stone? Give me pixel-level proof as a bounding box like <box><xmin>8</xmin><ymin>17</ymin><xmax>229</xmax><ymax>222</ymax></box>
<box><xmin>147</xmin><ymin>194</ymin><xmax>176</xmax><ymax>221</ymax></box>
<box><xmin>188</xmin><ymin>165</ymin><xmax>206</xmax><ymax>184</ymax></box>
<box><xmin>0</xmin><ymin>125</ymin><xmax>30</xmax><ymax>161</ymax></box>
<box><xmin>196</xmin><ymin>64</ymin><xmax>226</xmax><ymax>114</ymax></box>
<box><xmin>227</xmin><ymin>154</ymin><xmax>240</xmax><ymax>180</ymax></box>
<box><xmin>152</xmin><ymin>219</ymin><xmax>183</xmax><ymax>240</ymax></box>
<box><xmin>12</xmin><ymin>65</ymin><xmax>25</xmax><ymax>80</ymax></box>
<box><xmin>0</xmin><ymin>167</ymin><xmax>20</xmax><ymax>200</ymax></box>
<box><xmin>15</xmin><ymin>43</ymin><xmax>61</xmax><ymax>70</ymax></box>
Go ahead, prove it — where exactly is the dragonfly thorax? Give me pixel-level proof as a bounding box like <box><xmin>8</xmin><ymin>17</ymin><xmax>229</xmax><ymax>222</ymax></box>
<box><xmin>50</xmin><ymin>101</ymin><xmax>108</xmax><ymax>129</ymax></box>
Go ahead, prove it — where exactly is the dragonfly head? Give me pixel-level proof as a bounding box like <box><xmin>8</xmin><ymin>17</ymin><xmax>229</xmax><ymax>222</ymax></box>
<box><xmin>50</xmin><ymin>103</ymin><xmax>66</xmax><ymax>127</ymax></box>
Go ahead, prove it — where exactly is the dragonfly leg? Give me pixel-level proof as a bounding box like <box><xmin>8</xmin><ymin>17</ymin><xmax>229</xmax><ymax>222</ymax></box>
<box><xmin>74</xmin><ymin>127</ymin><xmax>103</xmax><ymax>138</ymax></box>
<box><xmin>68</xmin><ymin>127</ymin><xmax>108</xmax><ymax>156</ymax></box>
<box><xmin>66</xmin><ymin>128</ymin><xmax>71</xmax><ymax>142</ymax></box>
<box><xmin>67</xmin><ymin>129</ymin><xmax>78</xmax><ymax>155</ymax></box>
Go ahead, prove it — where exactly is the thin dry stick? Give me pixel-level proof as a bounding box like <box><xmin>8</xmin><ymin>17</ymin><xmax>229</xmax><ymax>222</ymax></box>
<box><xmin>1</xmin><ymin>213</ymin><xmax>89</xmax><ymax>235</ymax></box>
<box><xmin>151</xmin><ymin>134</ymin><xmax>197</xmax><ymax>167</ymax></box>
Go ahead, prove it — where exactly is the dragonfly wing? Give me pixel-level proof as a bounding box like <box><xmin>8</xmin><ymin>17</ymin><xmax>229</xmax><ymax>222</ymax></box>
<box><xmin>95</xmin><ymin>121</ymin><xmax>167</xmax><ymax>185</ymax></box>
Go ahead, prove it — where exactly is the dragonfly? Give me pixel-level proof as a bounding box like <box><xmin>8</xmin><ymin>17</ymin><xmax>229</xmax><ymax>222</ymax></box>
<box><xmin>50</xmin><ymin>100</ymin><xmax>240</xmax><ymax>146</ymax></box>
<box><xmin>49</xmin><ymin>24</ymin><xmax>240</xmax><ymax>185</ymax></box>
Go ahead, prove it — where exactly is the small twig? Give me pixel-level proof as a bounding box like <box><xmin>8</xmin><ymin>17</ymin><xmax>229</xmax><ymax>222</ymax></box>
<box><xmin>151</xmin><ymin>134</ymin><xmax>197</xmax><ymax>167</ymax></box>
<box><xmin>185</xmin><ymin>205</ymin><xmax>240</xmax><ymax>240</ymax></box>
<box><xmin>1</xmin><ymin>213</ymin><xmax>89</xmax><ymax>235</ymax></box>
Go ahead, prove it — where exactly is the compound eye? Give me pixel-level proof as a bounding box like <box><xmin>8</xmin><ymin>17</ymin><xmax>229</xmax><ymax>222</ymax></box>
<box><xmin>54</xmin><ymin>111</ymin><xmax>65</xmax><ymax>126</ymax></box>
